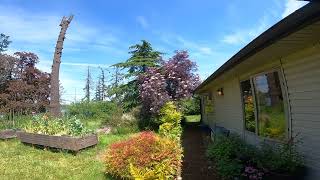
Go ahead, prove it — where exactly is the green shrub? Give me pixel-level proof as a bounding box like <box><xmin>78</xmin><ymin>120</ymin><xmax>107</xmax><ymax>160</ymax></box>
<box><xmin>206</xmin><ymin>134</ymin><xmax>304</xmax><ymax>179</ymax></box>
<box><xmin>159</xmin><ymin>122</ymin><xmax>182</xmax><ymax>141</ymax></box>
<box><xmin>178</xmin><ymin>96</ymin><xmax>200</xmax><ymax>115</ymax></box>
<box><xmin>158</xmin><ymin>102</ymin><xmax>182</xmax><ymax>141</ymax></box>
<box><xmin>159</xmin><ymin>102</ymin><xmax>182</xmax><ymax>125</ymax></box>
<box><xmin>104</xmin><ymin>131</ymin><xmax>182</xmax><ymax>179</ymax></box>
<box><xmin>258</xmin><ymin>142</ymin><xmax>304</xmax><ymax>174</ymax></box>
<box><xmin>66</xmin><ymin>101</ymin><xmax>121</xmax><ymax>122</ymax></box>
<box><xmin>206</xmin><ymin>135</ymin><xmax>246</xmax><ymax>179</ymax></box>
<box><xmin>24</xmin><ymin>114</ymin><xmax>92</xmax><ymax>136</ymax></box>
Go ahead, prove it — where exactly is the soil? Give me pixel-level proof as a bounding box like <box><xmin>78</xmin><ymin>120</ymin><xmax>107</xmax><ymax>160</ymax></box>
<box><xmin>181</xmin><ymin>122</ymin><xmax>219</xmax><ymax>180</ymax></box>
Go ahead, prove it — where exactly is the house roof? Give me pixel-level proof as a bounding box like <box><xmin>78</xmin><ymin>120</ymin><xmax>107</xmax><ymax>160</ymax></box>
<box><xmin>195</xmin><ymin>2</ymin><xmax>320</xmax><ymax>93</ymax></box>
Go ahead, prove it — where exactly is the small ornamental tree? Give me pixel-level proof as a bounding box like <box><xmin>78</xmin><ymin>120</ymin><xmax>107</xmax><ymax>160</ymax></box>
<box><xmin>139</xmin><ymin>50</ymin><xmax>200</xmax><ymax>116</ymax></box>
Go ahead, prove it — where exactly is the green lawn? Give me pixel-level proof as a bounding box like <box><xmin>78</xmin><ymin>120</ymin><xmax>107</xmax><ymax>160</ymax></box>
<box><xmin>184</xmin><ymin>115</ymin><xmax>201</xmax><ymax>123</ymax></box>
<box><xmin>0</xmin><ymin>134</ymin><xmax>130</xmax><ymax>180</ymax></box>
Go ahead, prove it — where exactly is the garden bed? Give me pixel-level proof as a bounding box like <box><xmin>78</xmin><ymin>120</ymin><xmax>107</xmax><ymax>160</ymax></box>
<box><xmin>17</xmin><ymin>131</ymin><xmax>98</xmax><ymax>152</ymax></box>
<box><xmin>0</xmin><ymin>129</ymin><xmax>18</xmax><ymax>140</ymax></box>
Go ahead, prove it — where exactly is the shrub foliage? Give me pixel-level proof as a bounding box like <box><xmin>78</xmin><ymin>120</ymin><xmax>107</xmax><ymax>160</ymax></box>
<box><xmin>104</xmin><ymin>131</ymin><xmax>182</xmax><ymax>179</ymax></box>
<box><xmin>24</xmin><ymin>114</ymin><xmax>92</xmax><ymax>136</ymax></box>
<box><xmin>207</xmin><ymin>135</ymin><xmax>304</xmax><ymax>179</ymax></box>
<box><xmin>158</xmin><ymin>102</ymin><xmax>182</xmax><ymax>141</ymax></box>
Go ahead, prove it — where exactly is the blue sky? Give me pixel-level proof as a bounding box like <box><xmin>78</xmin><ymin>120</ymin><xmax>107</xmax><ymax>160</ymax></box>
<box><xmin>0</xmin><ymin>0</ymin><xmax>307</xmax><ymax>103</ymax></box>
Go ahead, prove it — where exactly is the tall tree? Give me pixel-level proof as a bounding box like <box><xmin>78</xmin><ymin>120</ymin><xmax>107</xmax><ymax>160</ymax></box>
<box><xmin>95</xmin><ymin>78</ymin><xmax>102</xmax><ymax>101</ymax></box>
<box><xmin>83</xmin><ymin>66</ymin><xmax>92</xmax><ymax>102</ymax></box>
<box><xmin>49</xmin><ymin>15</ymin><xmax>73</xmax><ymax>117</ymax></box>
<box><xmin>0</xmin><ymin>52</ymin><xmax>50</xmax><ymax>121</ymax></box>
<box><xmin>95</xmin><ymin>68</ymin><xmax>106</xmax><ymax>101</ymax></box>
<box><xmin>0</xmin><ymin>54</ymin><xmax>16</xmax><ymax>90</ymax></box>
<box><xmin>99</xmin><ymin>67</ymin><xmax>106</xmax><ymax>101</ymax></box>
<box><xmin>0</xmin><ymin>33</ymin><xmax>12</xmax><ymax>53</ymax></box>
<box><xmin>106</xmin><ymin>66</ymin><xmax>123</xmax><ymax>102</ymax></box>
<box><xmin>139</xmin><ymin>50</ymin><xmax>200</xmax><ymax>115</ymax></box>
<box><xmin>114</xmin><ymin>40</ymin><xmax>162</xmax><ymax>110</ymax></box>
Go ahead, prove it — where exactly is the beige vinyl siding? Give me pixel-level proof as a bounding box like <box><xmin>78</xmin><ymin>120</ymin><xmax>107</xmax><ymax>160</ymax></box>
<box><xmin>213</xmin><ymin>78</ymin><xmax>243</xmax><ymax>135</ymax></box>
<box><xmin>202</xmin><ymin>94</ymin><xmax>216</xmax><ymax>129</ymax></box>
<box><xmin>281</xmin><ymin>46</ymin><xmax>320</xmax><ymax>173</ymax></box>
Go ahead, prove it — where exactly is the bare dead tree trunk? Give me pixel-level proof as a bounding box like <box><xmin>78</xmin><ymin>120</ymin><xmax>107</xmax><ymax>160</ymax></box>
<box><xmin>49</xmin><ymin>15</ymin><xmax>73</xmax><ymax>117</ymax></box>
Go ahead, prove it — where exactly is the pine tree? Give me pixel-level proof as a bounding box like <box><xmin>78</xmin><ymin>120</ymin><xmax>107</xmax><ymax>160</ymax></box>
<box><xmin>83</xmin><ymin>66</ymin><xmax>92</xmax><ymax>102</ymax></box>
<box><xmin>113</xmin><ymin>40</ymin><xmax>162</xmax><ymax>110</ymax></box>
<box><xmin>0</xmin><ymin>33</ymin><xmax>12</xmax><ymax>53</ymax></box>
<box><xmin>99</xmin><ymin>67</ymin><xmax>106</xmax><ymax>101</ymax></box>
<box><xmin>95</xmin><ymin>77</ymin><xmax>101</xmax><ymax>101</ymax></box>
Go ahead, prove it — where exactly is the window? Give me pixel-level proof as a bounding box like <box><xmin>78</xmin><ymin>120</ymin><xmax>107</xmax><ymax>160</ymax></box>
<box><xmin>241</xmin><ymin>70</ymin><xmax>287</xmax><ymax>140</ymax></box>
<box><xmin>241</xmin><ymin>80</ymin><xmax>256</xmax><ymax>133</ymax></box>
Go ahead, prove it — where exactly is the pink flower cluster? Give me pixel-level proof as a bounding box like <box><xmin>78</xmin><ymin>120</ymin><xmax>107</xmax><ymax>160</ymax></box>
<box><xmin>242</xmin><ymin>166</ymin><xmax>264</xmax><ymax>180</ymax></box>
<box><xmin>139</xmin><ymin>51</ymin><xmax>200</xmax><ymax>114</ymax></box>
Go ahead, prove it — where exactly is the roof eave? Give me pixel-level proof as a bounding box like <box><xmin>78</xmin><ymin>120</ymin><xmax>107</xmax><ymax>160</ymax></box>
<box><xmin>195</xmin><ymin>2</ymin><xmax>320</xmax><ymax>94</ymax></box>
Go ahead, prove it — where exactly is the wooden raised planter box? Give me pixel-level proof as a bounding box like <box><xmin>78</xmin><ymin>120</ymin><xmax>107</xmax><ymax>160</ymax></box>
<box><xmin>0</xmin><ymin>129</ymin><xmax>17</xmax><ymax>140</ymax></box>
<box><xmin>17</xmin><ymin>131</ymin><xmax>98</xmax><ymax>152</ymax></box>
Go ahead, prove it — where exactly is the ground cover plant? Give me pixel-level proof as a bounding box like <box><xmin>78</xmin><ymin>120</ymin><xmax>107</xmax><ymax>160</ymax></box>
<box><xmin>206</xmin><ymin>135</ymin><xmax>304</xmax><ymax>180</ymax></box>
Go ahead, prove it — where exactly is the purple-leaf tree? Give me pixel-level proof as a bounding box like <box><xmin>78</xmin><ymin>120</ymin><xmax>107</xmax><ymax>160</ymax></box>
<box><xmin>139</xmin><ymin>50</ymin><xmax>200</xmax><ymax>115</ymax></box>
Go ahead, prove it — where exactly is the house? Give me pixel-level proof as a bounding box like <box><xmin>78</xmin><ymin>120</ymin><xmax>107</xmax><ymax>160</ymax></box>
<box><xmin>195</xmin><ymin>2</ymin><xmax>320</xmax><ymax>178</ymax></box>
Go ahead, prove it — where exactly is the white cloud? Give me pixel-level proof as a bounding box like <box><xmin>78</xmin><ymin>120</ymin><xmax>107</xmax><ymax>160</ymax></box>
<box><xmin>222</xmin><ymin>16</ymin><xmax>269</xmax><ymax>45</ymax></box>
<box><xmin>0</xmin><ymin>4</ymin><xmax>125</xmax><ymax>103</ymax></box>
<box><xmin>37</xmin><ymin>60</ymin><xmax>111</xmax><ymax>72</ymax></box>
<box><xmin>158</xmin><ymin>32</ymin><xmax>215</xmax><ymax>57</ymax></box>
<box><xmin>281</xmin><ymin>0</ymin><xmax>308</xmax><ymax>18</ymax></box>
<box><xmin>0</xmin><ymin>4</ymin><xmax>121</xmax><ymax>53</ymax></box>
<box><xmin>136</xmin><ymin>16</ymin><xmax>149</xmax><ymax>29</ymax></box>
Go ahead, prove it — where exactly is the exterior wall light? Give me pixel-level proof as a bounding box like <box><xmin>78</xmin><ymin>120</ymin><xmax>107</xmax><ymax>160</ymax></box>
<box><xmin>217</xmin><ymin>88</ymin><xmax>224</xmax><ymax>96</ymax></box>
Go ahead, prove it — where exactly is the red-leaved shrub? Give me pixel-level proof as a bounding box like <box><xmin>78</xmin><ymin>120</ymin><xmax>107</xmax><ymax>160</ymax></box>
<box><xmin>104</xmin><ymin>131</ymin><xmax>182</xmax><ymax>179</ymax></box>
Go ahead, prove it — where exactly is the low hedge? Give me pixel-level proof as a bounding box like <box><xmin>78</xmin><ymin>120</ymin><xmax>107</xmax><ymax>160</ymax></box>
<box><xmin>103</xmin><ymin>131</ymin><xmax>182</xmax><ymax>179</ymax></box>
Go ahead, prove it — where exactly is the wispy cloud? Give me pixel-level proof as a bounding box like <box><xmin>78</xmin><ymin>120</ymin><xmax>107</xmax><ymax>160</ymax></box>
<box><xmin>222</xmin><ymin>15</ymin><xmax>270</xmax><ymax>45</ymax></box>
<box><xmin>0</xmin><ymin>4</ymin><xmax>122</xmax><ymax>53</ymax></box>
<box><xmin>281</xmin><ymin>0</ymin><xmax>308</xmax><ymax>18</ymax></box>
<box><xmin>158</xmin><ymin>32</ymin><xmax>215</xmax><ymax>57</ymax></box>
<box><xmin>37</xmin><ymin>60</ymin><xmax>111</xmax><ymax>72</ymax></box>
<box><xmin>136</xmin><ymin>16</ymin><xmax>149</xmax><ymax>29</ymax></box>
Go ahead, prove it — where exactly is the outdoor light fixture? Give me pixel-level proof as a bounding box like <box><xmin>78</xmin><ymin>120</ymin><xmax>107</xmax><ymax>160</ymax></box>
<box><xmin>217</xmin><ymin>88</ymin><xmax>224</xmax><ymax>96</ymax></box>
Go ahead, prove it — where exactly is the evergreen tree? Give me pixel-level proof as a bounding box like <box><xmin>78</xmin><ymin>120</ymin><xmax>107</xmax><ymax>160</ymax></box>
<box><xmin>114</xmin><ymin>40</ymin><xmax>162</xmax><ymax>111</ymax></box>
<box><xmin>99</xmin><ymin>67</ymin><xmax>106</xmax><ymax>101</ymax></box>
<box><xmin>0</xmin><ymin>33</ymin><xmax>12</xmax><ymax>53</ymax></box>
<box><xmin>94</xmin><ymin>67</ymin><xmax>106</xmax><ymax>101</ymax></box>
<box><xmin>95</xmin><ymin>78</ymin><xmax>102</xmax><ymax>101</ymax></box>
<box><xmin>83</xmin><ymin>66</ymin><xmax>92</xmax><ymax>101</ymax></box>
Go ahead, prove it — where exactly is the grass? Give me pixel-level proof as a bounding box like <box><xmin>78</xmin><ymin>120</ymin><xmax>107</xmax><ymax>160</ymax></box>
<box><xmin>0</xmin><ymin>133</ymin><xmax>131</xmax><ymax>180</ymax></box>
<box><xmin>184</xmin><ymin>115</ymin><xmax>201</xmax><ymax>123</ymax></box>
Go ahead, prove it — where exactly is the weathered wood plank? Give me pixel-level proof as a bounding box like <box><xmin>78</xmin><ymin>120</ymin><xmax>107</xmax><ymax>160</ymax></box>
<box><xmin>17</xmin><ymin>131</ymin><xmax>98</xmax><ymax>152</ymax></box>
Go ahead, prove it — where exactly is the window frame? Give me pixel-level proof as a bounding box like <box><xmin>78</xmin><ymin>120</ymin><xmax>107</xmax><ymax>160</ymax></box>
<box><xmin>240</xmin><ymin>68</ymin><xmax>290</xmax><ymax>141</ymax></box>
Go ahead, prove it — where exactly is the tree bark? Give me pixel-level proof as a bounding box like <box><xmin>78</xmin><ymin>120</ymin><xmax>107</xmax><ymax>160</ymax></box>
<box><xmin>49</xmin><ymin>15</ymin><xmax>73</xmax><ymax>117</ymax></box>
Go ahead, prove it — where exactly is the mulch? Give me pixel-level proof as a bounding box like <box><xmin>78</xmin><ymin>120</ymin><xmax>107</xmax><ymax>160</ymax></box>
<box><xmin>181</xmin><ymin>122</ymin><xmax>219</xmax><ymax>180</ymax></box>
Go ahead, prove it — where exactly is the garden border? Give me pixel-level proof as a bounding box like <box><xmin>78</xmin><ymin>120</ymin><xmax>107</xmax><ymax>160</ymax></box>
<box><xmin>0</xmin><ymin>129</ymin><xmax>18</xmax><ymax>140</ymax></box>
<box><xmin>17</xmin><ymin>131</ymin><xmax>98</xmax><ymax>152</ymax></box>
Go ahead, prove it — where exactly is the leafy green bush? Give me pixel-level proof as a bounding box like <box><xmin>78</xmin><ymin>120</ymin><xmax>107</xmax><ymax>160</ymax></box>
<box><xmin>178</xmin><ymin>96</ymin><xmax>200</xmax><ymax>115</ymax></box>
<box><xmin>104</xmin><ymin>131</ymin><xmax>182</xmax><ymax>179</ymax></box>
<box><xmin>258</xmin><ymin>141</ymin><xmax>304</xmax><ymax>174</ymax></box>
<box><xmin>24</xmin><ymin>115</ymin><xmax>92</xmax><ymax>136</ymax></box>
<box><xmin>206</xmin><ymin>135</ymin><xmax>246</xmax><ymax>179</ymax></box>
<box><xmin>206</xmin><ymin>134</ymin><xmax>304</xmax><ymax>179</ymax></box>
<box><xmin>66</xmin><ymin>101</ymin><xmax>121</xmax><ymax>123</ymax></box>
<box><xmin>158</xmin><ymin>102</ymin><xmax>182</xmax><ymax>141</ymax></box>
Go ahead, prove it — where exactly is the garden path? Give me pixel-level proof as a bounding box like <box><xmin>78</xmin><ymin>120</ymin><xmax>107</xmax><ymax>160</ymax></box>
<box><xmin>181</xmin><ymin>122</ymin><xmax>218</xmax><ymax>180</ymax></box>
